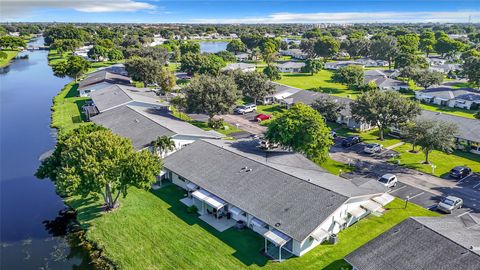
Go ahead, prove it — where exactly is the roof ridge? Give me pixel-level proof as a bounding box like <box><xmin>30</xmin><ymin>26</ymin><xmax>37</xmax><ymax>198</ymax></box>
<box><xmin>201</xmin><ymin>139</ymin><xmax>350</xmax><ymax>199</ymax></box>
<box><xmin>126</xmin><ymin>105</ymin><xmax>177</xmax><ymax>134</ymax></box>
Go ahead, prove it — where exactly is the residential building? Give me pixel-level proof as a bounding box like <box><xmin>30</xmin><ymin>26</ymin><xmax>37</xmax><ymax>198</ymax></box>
<box><xmin>280</xmin><ymin>49</ymin><xmax>308</xmax><ymax>60</ymax></box>
<box><xmin>222</xmin><ymin>63</ymin><xmax>256</xmax><ymax>72</ymax></box>
<box><xmin>418</xmin><ymin>110</ymin><xmax>480</xmax><ymax>154</ymax></box>
<box><xmin>234</xmin><ymin>53</ymin><xmax>249</xmax><ymax>61</ymax></box>
<box><xmin>77</xmin><ymin>70</ymin><xmax>131</xmax><ymax>97</ymax></box>
<box><xmin>355</xmin><ymin>58</ymin><xmax>388</xmax><ymax>67</ymax></box>
<box><xmin>429</xmin><ymin>63</ymin><xmax>461</xmax><ymax>73</ymax></box>
<box><xmin>90</xmin><ymin>105</ymin><xmax>223</xmax><ymax>152</ymax></box>
<box><xmin>415</xmin><ymin>87</ymin><xmax>480</xmax><ymax>110</ymax></box>
<box><xmin>345</xmin><ymin>213</ymin><xmax>480</xmax><ymax>270</ymax></box>
<box><xmin>324</xmin><ymin>61</ymin><xmax>364</xmax><ymax>70</ymax></box>
<box><xmin>276</xmin><ymin>61</ymin><xmax>306</xmax><ymax>73</ymax></box>
<box><xmin>89</xmin><ymin>84</ymin><xmax>168</xmax><ymax>113</ymax></box>
<box><xmin>261</xmin><ymin>83</ymin><xmax>301</xmax><ymax>104</ymax></box>
<box><xmin>163</xmin><ymin>139</ymin><xmax>389</xmax><ymax>260</ymax></box>
<box><xmin>364</xmin><ymin>70</ymin><xmax>409</xmax><ymax>91</ymax></box>
<box><xmin>73</xmin><ymin>45</ymin><xmax>93</xmax><ymax>60</ymax></box>
<box><xmin>96</xmin><ymin>63</ymin><xmax>128</xmax><ymax>76</ymax></box>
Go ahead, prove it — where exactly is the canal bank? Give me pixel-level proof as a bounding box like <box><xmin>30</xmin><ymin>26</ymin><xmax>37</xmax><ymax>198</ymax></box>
<box><xmin>0</xmin><ymin>37</ymin><xmax>98</xmax><ymax>269</ymax></box>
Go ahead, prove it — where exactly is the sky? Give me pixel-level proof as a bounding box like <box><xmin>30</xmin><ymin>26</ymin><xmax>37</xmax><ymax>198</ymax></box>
<box><xmin>1</xmin><ymin>0</ymin><xmax>479</xmax><ymax>23</ymax></box>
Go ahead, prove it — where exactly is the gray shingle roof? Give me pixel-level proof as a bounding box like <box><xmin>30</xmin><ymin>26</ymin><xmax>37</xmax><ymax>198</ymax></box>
<box><xmin>419</xmin><ymin>87</ymin><xmax>480</xmax><ymax>101</ymax></box>
<box><xmin>419</xmin><ymin>110</ymin><xmax>480</xmax><ymax>143</ymax></box>
<box><xmin>91</xmin><ymin>105</ymin><xmax>175</xmax><ymax>150</ymax></box>
<box><xmin>164</xmin><ymin>139</ymin><xmax>385</xmax><ymax>242</ymax></box>
<box><xmin>345</xmin><ymin>216</ymin><xmax>480</xmax><ymax>270</ymax></box>
<box><xmin>90</xmin><ymin>84</ymin><xmax>166</xmax><ymax>112</ymax></box>
<box><xmin>78</xmin><ymin>70</ymin><xmax>131</xmax><ymax>90</ymax></box>
<box><xmin>276</xmin><ymin>61</ymin><xmax>306</xmax><ymax>69</ymax></box>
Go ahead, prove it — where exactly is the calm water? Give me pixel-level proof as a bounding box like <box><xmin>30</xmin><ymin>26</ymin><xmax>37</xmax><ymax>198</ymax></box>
<box><xmin>0</xmin><ymin>38</ymin><xmax>93</xmax><ymax>269</ymax></box>
<box><xmin>199</xmin><ymin>41</ymin><xmax>228</xmax><ymax>53</ymax></box>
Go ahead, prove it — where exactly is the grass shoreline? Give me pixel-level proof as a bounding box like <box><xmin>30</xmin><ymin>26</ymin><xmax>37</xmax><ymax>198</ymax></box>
<box><xmin>0</xmin><ymin>50</ymin><xmax>21</xmax><ymax>68</ymax></box>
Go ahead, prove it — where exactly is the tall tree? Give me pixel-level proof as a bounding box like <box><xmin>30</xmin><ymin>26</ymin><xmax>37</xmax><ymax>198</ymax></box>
<box><xmin>462</xmin><ymin>56</ymin><xmax>480</xmax><ymax>87</ymax></box>
<box><xmin>435</xmin><ymin>37</ymin><xmax>465</xmax><ymax>58</ymax></box>
<box><xmin>265</xmin><ymin>103</ymin><xmax>333</xmax><ymax>163</ymax></box>
<box><xmin>157</xmin><ymin>67</ymin><xmax>177</xmax><ymax>94</ymax></box>
<box><xmin>125</xmin><ymin>57</ymin><xmax>163</xmax><ymax>85</ymax></box>
<box><xmin>226</xmin><ymin>39</ymin><xmax>247</xmax><ymax>54</ymax></box>
<box><xmin>51</xmin><ymin>39</ymin><xmax>81</xmax><ymax>54</ymax></box>
<box><xmin>412</xmin><ymin>69</ymin><xmax>444</xmax><ymax>89</ymax></box>
<box><xmin>87</xmin><ymin>45</ymin><xmax>108</xmax><ymax>61</ymax></box>
<box><xmin>179</xmin><ymin>42</ymin><xmax>200</xmax><ymax>55</ymax></box>
<box><xmin>351</xmin><ymin>90</ymin><xmax>422</xmax><ymax>140</ymax></box>
<box><xmin>184</xmin><ymin>74</ymin><xmax>240</xmax><ymax>119</ymax></box>
<box><xmin>413</xmin><ymin>120</ymin><xmax>458</xmax><ymax>164</ymax></box>
<box><xmin>151</xmin><ymin>136</ymin><xmax>176</xmax><ymax>158</ymax></box>
<box><xmin>107</xmin><ymin>48</ymin><xmax>124</xmax><ymax>61</ymax></box>
<box><xmin>419</xmin><ymin>31</ymin><xmax>436</xmax><ymax>57</ymax></box>
<box><xmin>263</xmin><ymin>65</ymin><xmax>281</xmax><ymax>80</ymax></box>
<box><xmin>302</xmin><ymin>59</ymin><xmax>323</xmax><ymax>75</ymax></box>
<box><xmin>397</xmin><ymin>33</ymin><xmax>420</xmax><ymax>54</ymax></box>
<box><xmin>260</xmin><ymin>40</ymin><xmax>278</xmax><ymax>64</ymax></box>
<box><xmin>394</xmin><ymin>53</ymin><xmax>428</xmax><ymax>69</ymax></box>
<box><xmin>180</xmin><ymin>52</ymin><xmax>226</xmax><ymax>75</ymax></box>
<box><xmin>299</xmin><ymin>39</ymin><xmax>317</xmax><ymax>58</ymax></box>
<box><xmin>52</xmin><ymin>55</ymin><xmax>90</xmax><ymax>81</ymax></box>
<box><xmin>36</xmin><ymin>126</ymin><xmax>162</xmax><ymax>210</ymax></box>
<box><xmin>332</xmin><ymin>65</ymin><xmax>364</xmax><ymax>88</ymax></box>
<box><xmin>233</xmin><ymin>72</ymin><xmax>275</xmax><ymax>104</ymax></box>
<box><xmin>314</xmin><ymin>36</ymin><xmax>340</xmax><ymax>60</ymax></box>
<box><xmin>370</xmin><ymin>35</ymin><xmax>399</xmax><ymax>69</ymax></box>
<box><xmin>311</xmin><ymin>97</ymin><xmax>345</xmax><ymax>122</ymax></box>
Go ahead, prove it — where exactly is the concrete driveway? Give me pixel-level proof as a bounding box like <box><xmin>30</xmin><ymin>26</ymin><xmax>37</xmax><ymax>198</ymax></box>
<box><xmin>219</xmin><ymin>113</ymin><xmax>267</xmax><ymax>135</ymax></box>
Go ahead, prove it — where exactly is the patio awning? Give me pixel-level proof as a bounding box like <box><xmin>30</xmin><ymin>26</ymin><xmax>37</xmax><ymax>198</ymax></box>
<box><xmin>228</xmin><ymin>206</ymin><xmax>243</xmax><ymax>216</ymax></box>
<box><xmin>250</xmin><ymin>217</ymin><xmax>266</xmax><ymax>227</ymax></box>
<box><xmin>361</xmin><ymin>200</ymin><xmax>383</xmax><ymax>212</ymax></box>
<box><xmin>263</xmin><ymin>229</ymin><xmax>291</xmax><ymax>247</ymax></box>
<box><xmin>191</xmin><ymin>189</ymin><xmax>226</xmax><ymax>209</ymax></box>
<box><xmin>310</xmin><ymin>228</ymin><xmax>329</xmax><ymax>242</ymax></box>
<box><xmin>347</xmin><ymin>207</ymin><xmax>367</xmax><ymax>219</ymax></box>
<box><xmin>186</xmin><ymin>182</ymin><xmax>198</xmax><ymax>191</ymax></box>
<box><xmin>372</xmin><ymin>193</ymin><xmax>395</xmax><ymax>206</ymax></box>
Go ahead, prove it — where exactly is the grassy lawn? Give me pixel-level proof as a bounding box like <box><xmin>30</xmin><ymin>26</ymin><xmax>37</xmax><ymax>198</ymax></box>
<box><xmin>319</xmin><ymin>157</ymin><xmax>355</xmax><ymax>175</ymax></box>
<box><xmin>275</xmin><ymin>70</ymin><xmax>360</xmax><ymax>99</ymax></box>
<box><xmin>390</xmin><ymin>144</ymin><xmax>480</xmax><ymax>177</ymax></box>
<box><xmin>68</xmin><ymin>185</ymin><xmax>438</xmax><ymax>270</ymax></box>
<box><xmin>328</xmin><ymin>123</ymin><xmax>402</xmax><ymax>149</ymax></box>
<box><xmin>419</xmin><ymin>103</ymin><xmax>477</xmax><ymax>119</ymax></box>
<box><xmin>0</xmin><ymin>50</ymin><xmax>20</xmax><ymax>68</ymax></box>
<box><xmin>171</xmin><ymin>109</ymin><xmax>243</xmax><ymax>136</ymax></box>
<box><xmin>51</xmin><ymin>82</ymin><xmax>92</xmax><ymax>133</ymax></box>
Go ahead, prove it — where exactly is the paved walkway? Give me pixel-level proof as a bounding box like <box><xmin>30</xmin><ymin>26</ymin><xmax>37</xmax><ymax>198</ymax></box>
<box><xmin>219</xmin><ymin>114</ymin><xmax>267</xmax><ymax>135</ymax></box>
<box><xmin>385</xmin><ymin>142</ymin><xmax>405</xmax><ymax>150</ymax></box>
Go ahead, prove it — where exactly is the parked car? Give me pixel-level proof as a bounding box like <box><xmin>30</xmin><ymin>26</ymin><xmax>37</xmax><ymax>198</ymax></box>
<box><xmin>255</xmin><ymin>114</ymin><xmax>272</xmax><ymax>122</ymax></box>
<box><xmin>377</xmin><ymin>174</ymin><xmax>398</xmax><ymax>188</ymax></box>
<box><xmin>234</xmin><ymin>104</ymin><xmax>256</xmax><ymax>114</ymax></box>
<box><xmin>437</xmin><ymin>196</ymin><xmax>463</xmax><ymax>213</ymax></box>
<box><xmin>259</xmin><ymin>140</ymin><xmax>279</xmax><ymax>150</ymax></box>
<box><xmin>449</xmin><ymin>166</ymin><xmax>472</xmax><ymax>179</ymax></box>
<box><xmin>341</xmin><ymin>136</ymin><xmax>361</xmax><ymax>147</ymax></box>
<box><xmin>364</xmin><ymin>143</ymin><xmax>382</xmax><ymax>154</ymax></box>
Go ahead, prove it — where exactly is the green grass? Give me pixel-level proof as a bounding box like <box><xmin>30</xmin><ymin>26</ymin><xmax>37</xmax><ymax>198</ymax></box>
<box><xmin>451</xmin><ymin>82</ymin><xmax>476</xmax><ymax>89</ymax></box>
<box><xmin>68</xmin><ymin>185</ymin><xmax>438</xmax><ymax>270</ymax></box>
<box><xmin>171</xmin><ymin>109</ymin><xmax>243</xmax><ymax>136</ymax></box>
<box><xmin>0</xmin><ymin>50</ymin><xmax>20</xmax><ymax>68</ymax></box>
<box><xmin>51</xmin><ymin>82</ymin><xmax>92</xmax><ymax>133</ymax></box>
<box><xmin>319</xmin><ymin>157</ymin><xmax>355</xmax><ymax>175</ymax></box>
<box><xmin>390</xmin><ymin>144</ymin><xmax>480</xmax><ymax>177</ymax></box>
<box><xmin>418</xmin><ymin>103</ymin><xmax>477</xmax><ymax>119</ymax></box>
<box><xmin>328</xmin><ymin>123</ymin><xmax>402</xmax><ymax>149</ymax></box>
<box><xmin>275</xmin><ymin>70</ymin><xmax>360</xmax><ymax>99</ymax></box>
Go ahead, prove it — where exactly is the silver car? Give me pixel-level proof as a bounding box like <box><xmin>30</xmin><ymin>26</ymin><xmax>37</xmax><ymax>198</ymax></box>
<box><xmin>364</xmin><ymin>143</ymin><xmax>382</xmax><ymax>154</ymax></box>
<box><xmin>437</xmin><ymin>196</ymin><xmax>463</xmax><ymax>213</ymax></box>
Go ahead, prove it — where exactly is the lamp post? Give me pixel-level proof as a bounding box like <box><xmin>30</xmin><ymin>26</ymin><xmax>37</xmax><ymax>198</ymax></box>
<box><xmin>431</xmin><ymin>164</ymin><xmax>436</xmax><ymax>175</ymax></box>
<box><xmin>404</xmin><ymin>195</ymin><xmax>410</xmax><ymax>209</ymax></box>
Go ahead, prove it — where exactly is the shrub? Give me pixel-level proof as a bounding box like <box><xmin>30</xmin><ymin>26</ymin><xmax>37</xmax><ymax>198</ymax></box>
<box><xmin>187</xmin><ymin>205</ymin><xmax>198</xmax><ymax>214</ymax></box>
<box><xmin>208</xmin><ymin>118</ymin><xmax>224</xmax><ymax>129</ymax></box>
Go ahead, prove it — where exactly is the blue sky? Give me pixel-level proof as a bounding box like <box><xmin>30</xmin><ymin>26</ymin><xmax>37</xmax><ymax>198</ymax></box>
<box><xmin>2</xmin><ymin>0</ymin><xmax>479</xmax><ymax>23</ymax></box>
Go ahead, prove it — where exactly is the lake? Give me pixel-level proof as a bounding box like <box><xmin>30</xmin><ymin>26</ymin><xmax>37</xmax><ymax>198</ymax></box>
<box><xmin>199</xmin><ymin>41</ymin><xmax>228</xmax><ymax>53</ymax></box>
<box><xmin>0</xmin><ymin>37</ymin><xmax>94</xmax><ymax>269</ymax></box>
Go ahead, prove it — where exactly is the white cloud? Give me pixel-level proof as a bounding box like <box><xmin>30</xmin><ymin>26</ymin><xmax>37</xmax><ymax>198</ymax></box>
<box><xmin>1</xmin><ymin>0</ymin><xmax>155</xmax><ymax>20</ymax></box>
<box><xmin>191</xmin><ymin>11</ymin><xmax>480</xmax><ymax>24</ymax></box>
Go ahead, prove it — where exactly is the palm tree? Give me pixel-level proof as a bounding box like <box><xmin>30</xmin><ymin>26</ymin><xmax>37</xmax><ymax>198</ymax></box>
<box><xmin>151</xmin><ymin>136</ymin><xmax>176</xmax><ymax>158</ymax></box>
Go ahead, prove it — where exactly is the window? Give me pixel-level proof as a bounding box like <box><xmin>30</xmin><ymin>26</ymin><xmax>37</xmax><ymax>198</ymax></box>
<box><xmin>178</xmin><ymin>176</ymin><xmax>186</xmax><ymax>182</ymax></box>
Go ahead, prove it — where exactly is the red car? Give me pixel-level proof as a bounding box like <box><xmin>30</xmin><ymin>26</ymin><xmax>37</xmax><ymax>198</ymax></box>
<box><xmin>255</xmin><ymin>114</ymin><xmax>272</xmax><ymax>122</ymax></box>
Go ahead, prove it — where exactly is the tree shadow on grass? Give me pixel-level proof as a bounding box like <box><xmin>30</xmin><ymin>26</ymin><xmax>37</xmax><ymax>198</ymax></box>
<box><xmin>150</xmin><ymin>186</ymin><xmax>269</xmax><ymax>267</ymax></box>
<box><xmin>65</xmin><ymin>84</ymin><xmax>79</xmax><ymax>98</ymax></box>
<box><xmin>74</xmin><ymin>99</ymin><xmax>89</xmax><ymax>122</ymax></box>
<box><xmin>67</xmin><ymin>196</ymin><xmax>103</xmax><ymax>229</ymax></box>
<box><xmin>323</xmin><ymin>259</ymin><xmax>351</xmax><ymax>270</ymax></box>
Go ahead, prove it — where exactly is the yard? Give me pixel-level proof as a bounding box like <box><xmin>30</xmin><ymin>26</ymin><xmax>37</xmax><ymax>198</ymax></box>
<box><xmin>0</xmin><ymin>50</ymin><xmax>20</xmax><ymax>68</ymax></box>
<box><xmin>418</xmin><ymin>102</ymin><xmax>477</xmax><ymax>119</ymax></box>
<box><xmin>328</xmin><ymin>123</ymin><xmax>403</xmax><ymax>149</ymax></box>
<box><xmin>51</xmin><ymin>82</ymin><xmax>92</xmax><ymax>133</ymax></box>
<box><xmin>275</xmin><ymin>70</ymin><xmax>361</xmax><ymax>99</ymax></box>
<box><xmin>171</xmin><ymin>109</ymin><xmax>243</xmax><ymax>136</ymax></box>
<box><xmin>69</xmin><ymin>185</ymin><xmax>438</xmax><ymax>270</ymax></box>
<box><xmin>390</xmin><ymin>143</ymin><xmax>480</xmax><ymax>177</ymax></box>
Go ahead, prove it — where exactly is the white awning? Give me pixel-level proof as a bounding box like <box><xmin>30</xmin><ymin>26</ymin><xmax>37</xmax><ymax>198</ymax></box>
<box><xmin>228</xmin><ymin>206</ymin><xmax>243</xmax><ymax>216</ymax></box>
<box><xmin>372</xmin><ymin>193</ymin><xmax>395</xmax><ymax>206</ymax></box>
<box><xmin>250</xmin><ymin>217</ymin><xmax>266</xmax><ymax>227</ymax></box>
<box><xmin>311</xmin><ymin>228</ymin><xmax>329</xmax><ymax>242</ymax></box>
<box><xmin>347</xmin><ymin>207</ymin><xmax>367</xmax><ymax>219</ymax></box>
<box><xmin>191</xmin><ymin>189</ymin><xmax>227</xmax><ymax>209</ymax></box>
<box><xmin>263</xmin><ymin>229</ymin><xmax>291</xmax><ymax>246</ymax></box>
<box><xmin>186</xmin><ymin>182</ymin><xmax>198</xmax><ymax>191</ymax></box>
<box><xmin>361</xmin><ymin>200</ymin><xmax>383</xmax><ymax>212</ymax></box>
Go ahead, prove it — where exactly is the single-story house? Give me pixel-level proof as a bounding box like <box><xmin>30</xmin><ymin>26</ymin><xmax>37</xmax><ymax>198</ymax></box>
<box><xmin>280</xmin><ymin>49</ymin><xmax>308</xmax><ymax>60</ymax></box>
<box><xmin>427</xmin><ymin>57</ymin><xmax>448</xmax><ymax>66</ymax></box>
<box><xmin>222</xmin><ymin>63</ymin><xmax>256</xmax><ymax>73</ymax></box>
<box><xmin>418</xmin><ymin>110</ymin><xmax>480</xmax><ymax>155</ymax></box>
<box><xmin>235</xmin><ymin>53</ymin><xmax>250</xmax><ymax>61</ymax></box>
<box><xmin>276</xmin><ymin>61</ymin><xmax>306</xmax><ymax>73</ymax></box>
<box><xmin>355</xmin><ymin>58</ymin><xmax>388</xmax><ymax>67</ymax></box>
<box><xmin>163</xmin><ymin>139</ymin><xmax>389</xmax><ymax>260</ymax></box>
<box><xmin>261</xmin><ymin>83</ymin><xmax>301</xmax><ymax>104</ymax></box>
<box><xmin>345</xmin><ymin>213</ymin><xmax>480</xmax><ymax>270</ymax></box>
<box><xmin>429</xmin><ymin>63</ymin><xmax>461</xmax><ymax>73</ymax></box>
<box><xmin>96</xmin><ymin>63</ymin><xmax>128</xmax><ymax>76</ymax></box>
<box><xmin>281</xmin><ymin>89</ymin><xmax>372</xmax><ymax>131</ymax></box>
<box><xmin>365</xmin><ymin>76</ymin><xmax>409</xmax><ymax>91</ymax></box>
<box><xmin>324</xmin><ymin>61</ymin><xmax>364</xmax><ymax>70</ymax></box>
<box><xmin>73</xmin><ymin>45</ymin><xmax>93</xmax><ymax>60</ymax></box>
<box><xmin>78</xmin><ymin>70</ymin><xmax>131</xmax><ymax>97</ymax></box>
<box><xmin>90</xmin><ymin>105</ymin><xmax>223</xmax><ymax>153</ymax></box>
<box><xmin>89</xmin><ymin>84</ymin><xmax>168</xmax><ymax>114</ymax></box>
<box><xmin>415</xmin><ymin>87</ymin><xmax>480</xmax><ymax>110</ymax></box>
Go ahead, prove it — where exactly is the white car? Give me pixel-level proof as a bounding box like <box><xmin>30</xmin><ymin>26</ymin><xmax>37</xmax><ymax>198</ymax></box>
<box><xmin>364</xmin><ymin>143</ymin><xmax>382</xmax><ymax>154</ymax></box>
<box><xmin>437</xmin><ymin>196</ymin><xmax>463</xmax><ymax>214</ymax></box>
<box><xmin>378</xmin><ymin>174</ymin><xmax>398</xmax><ymax>188</ymax></box>
<box><xmin>234</xmin><ymin>104</ymin><xmax>256</xmax><ymax>114</ymax></box>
